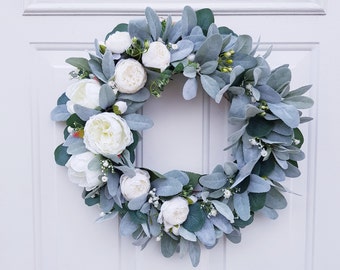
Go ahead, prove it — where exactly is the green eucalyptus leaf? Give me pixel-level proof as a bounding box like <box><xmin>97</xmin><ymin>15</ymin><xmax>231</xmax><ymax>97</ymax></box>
<box><xmin>196</xmin><ymin>8</ymin><xmax>214</xmax><ymax>34</ymax></box>
<box><xmin>88</xmin><ymin>59</ymin><xmax>107</xmax><ymax>83</ymax></box>
<box><xmin>54</xmin><ymin>144</ymin><xmax>71</xmax><ymax>166</ymax></box>
<box><xmin>249</xmin><ymin>192</ymin><xmax>266</xmax><ymax>211</ymax></box>
<box><xmin>105</xmin><ymin>23</ymin><xmax>128</xmax><ymax>40</ymax></box>
<box><xmin>246</xmin><ymin>115</ymin><xmax>275</xmax><ymax>137</ymax></box>
<box><xmin>199</xmin><ymin>172</ymin><xmax>227</xmax><ymax>189</ymax></box>
<box><xmin>183</xmin><ymin>203</ymin><xmax>206</xmax><ymax>232</ymax></box>
<box><xmin>194</xmin><ymin>218</ymin><xmax>216</xmax><ymax>247</ymax></box>
<box><xmin>51</xmin><ymin>104</ymin><xmax>70</xmax><ymax>122</ymax></box>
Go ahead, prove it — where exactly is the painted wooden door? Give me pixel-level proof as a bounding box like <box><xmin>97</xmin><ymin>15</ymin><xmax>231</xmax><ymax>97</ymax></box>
<box><xmin>1</xmin><ymin>1</ymin><xmax>339</xmax><ymax>269</ymax></box>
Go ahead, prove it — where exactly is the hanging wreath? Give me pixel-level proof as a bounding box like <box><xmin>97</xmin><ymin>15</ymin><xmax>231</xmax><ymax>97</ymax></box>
<box><xmin>51</xmin><ymin>6</ymin><xmax>313</xmax><ymax>267</ymax></box>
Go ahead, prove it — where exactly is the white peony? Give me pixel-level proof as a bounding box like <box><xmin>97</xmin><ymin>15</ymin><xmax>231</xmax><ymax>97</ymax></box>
<box><xmin>157</xmin><ymin>197</ymin><xmax>189</xmax><ymax>232</ymax></box>
<box><xmin>65</xmin><ymin>79</ymin><xmax>101</xmax><ymax>113</ymax></box>
<box><xmin>105</xmin><ymin>31</ymin><xmax>132</xmax><ymax>54</ymax></box>
<box><xmin>66</xmin><ymin>151</ymin><xmax>101</xmax><ymax>190</ymax></box>
<box><xmin>120</xmin><ymin>169</ymin><xmax>151</xmax><ymax>201</ymax></box>
<box><xmin>142</xmin><ymin>41</ymin><xmax>171</xmax><ymax>72</ymax></box>
<box><xmin>113</xmin><ymin>59</ymin><xmax>147</xmax><ymax>94</ymax></box>
<box><xmin>83</xmin><ymin>112</ymin><xmax>133</xmax><ymax>156</ymax></box>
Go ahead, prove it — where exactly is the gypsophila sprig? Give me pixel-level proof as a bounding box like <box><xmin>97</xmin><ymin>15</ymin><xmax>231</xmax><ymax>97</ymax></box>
<box><xmin>50</xmin><ymin>6</ymin><xmax>314</xmax><ymax>267</ymax></box>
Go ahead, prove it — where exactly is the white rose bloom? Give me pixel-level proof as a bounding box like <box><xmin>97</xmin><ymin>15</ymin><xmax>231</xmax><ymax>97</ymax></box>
<box><xmin>114</xmin><ymin>59</ymin><xmax>147</xmax><ymax>94</ymax></box>
<box><xmin>105</xmin><ymin>31</ymin><xmax>132</xmax><ymax>54</ymax></box>
<box><xmin>142</xmin><ymin>41</ymin><xmax>171</xmax><ymax>72</ymax></box>
<box><xmin>157</xmin><ymin>197</ymin><xmax>189</xmax><ymax>232</ymax></box>
<box><xmin>83</xmin><ymin>112</ymin><xmax>133</xmax><ymax>156</ymax></box>
<box><xmin>120</xmin><ymin>169</ymin><xmax>151</xmax><ymax>201</ymax></box>
<box><xmin>65</xmin><ymin>79</ymin><xmax>101</xmax><ymax>113</ymax></box>
<box><xmin>66</xmin><ymin>151</ymin><xmax>101</xmax><ymax>190</ymax></box>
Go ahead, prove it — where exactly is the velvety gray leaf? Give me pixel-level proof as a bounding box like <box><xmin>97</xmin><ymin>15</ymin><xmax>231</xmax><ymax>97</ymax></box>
<box><xmin>262</xmin><ymin>132</ymin><xmax>292</xmax><ymax>146</ymax></box>
<box><xmin>232</xmin><ymin>35</ymin><xmax>253</xmax><ymax>54</ymax></box>
<box><xmin>267</xmin><ymin>163</ymin><xmax>285</xmax><ymax>181</ymax></box>
<box><xmin>148</xmin><ymin>207</ymin><xmax>161</xmax><ymax>236</ymax></box>
<box><xmin>100</xmin><ymin>188</ymin><xmax>115</xmax><ymax>213</ymax></box>
<box><xmin>119</xmin><ymin>87</ymin><xmax>150</xmax><ymax>102</ymax></box>
<box><xmin>128</xmin><ymin>19</ymin><xmax>152</xmax><ymax>41</ymax></box>
<box><xmin>161</xmin><ymin>233</ymin><xmax>178</xmax><ymax>258</ymax></box>
<box><xmin>284</xmin><ymin>84</ymin><xmax>312</xmax><ymax>98</ymax></box>
<box><xmin>199</xmin><ymin>172</ymin><xmax>227</xmax><ymax>189</ymax></box>
<box><xmin>183</xmin><ymin>65</ymin><xmax>197</xmax><ymax>78</ymax></box>
<box><xmin>256</xmin><ymin>85</ymin><xmax>282</xmax><ymax>103</ymax></box>
<box><xmin>181</xmin><ymin>6</ymin><xmax>197</xmax><ymax>37</ymax></box>
<box><xmin>164</xmin><ymin>170</ymin><xmax>189</xmax><ymax>185</ymax></box>
<box><xmin>50</xmin><ymin>104</ymin><xmax>70</xmax><ymax>121</ymax></box>
<box><xmin>268</xmin><ymin>102</ymin><xmax>299</xmax><ymax>128</ymax></box>
<box><xmin>200</xmin><ymin>61</ymin><xmax>218</xmax><ymax>75</ymax></box>
<box><xmin>200</xmin><ymin>74</ymin><xmax>220</xmax><ymax>99</ymax></box>
<box><xmin>66</xmin><ymin>140</ymin><xmax>87</xmax><ymax>155</ymax></box>
<box><xmin>284</xmin><ymin>162</ymin><xmax>301</xmax><ymax>178</ymax></box>
<box><xmin>88</xmin><ymin>59</ymin><xmax>107</xmax><ymax>83</ymax></box>
<box><xmin>283</xmin><ymin>96</ymin><xmax>314</xmax><ymax>109</ymax></box>
<box><xmin>128</xmin><ymin>193</ymin><xmax>148</xmax><ymax>210</ymax></box>
<box><xmin>248</xmin><ymin>174</ymin><xmax>271</xmax><ymax>193</ymax></box>
<box><xmin>195</xmin><ymin>34</ymin><xmax>222</xmax><ymax>64</ymax></box>
<box><xmin>152</xmin><ymin>178</ymin><xmax>183</xmax><ymax>196</ymax></box>
<box><xmin>258</xmin><ymin>206</ymin><xmax>278</xmax><ymax>219</ymax></box>
<box><xmin>188</xmin><ymin>241</ymin><xmax>201</xmax><ymax>267</ymax></box>
<box><xmin>210</xmin><ymin>214</ymin><xmax>233</xmax><ymax>234</ymax></box>
<box><xmin>107</xmin><ymin>172</ymin><xmax>120</xmax><ymax>197</ymax></box>
<box><xmin>265</xmin><ymin>187</ymin><xmax>287</xmax><ymax>210</ymax></box>
<box><xmin>223</xmin><ymin>162</ymin><xmax>238</xmax><ymax>176</ymax></box>
<box><xmin>87</xmin><ymin>156</ymin><xmax>101</xmax><ymax>171</ymax></box>
<box><xmin>161</xmin><ymin>15</ymin><xmax>172</xmax><ymax>41</ymax></box>
<box><xmin>267</xmin><ymin>65</ymin><xmax>291</xmax><ymax>91</ymax></box>
<box><xmin>211</xmin><ymin>200</ymin><xmax>234</xmax><ymax>222</ymax></box>
<box><xmin>179</xmin><ymin>226</ymin><xmax>197</xmax><ymax>241</ymax></box>
<box><xmin>226</xmin><ymin>229</ymin><xmax>241</xmax><ymax>243</ymax></box>
<box><xmin>273</xmin><ymin>121</ymin><xmax>293</xmax><ymax>136</ymax></box>
<box><xmin>119</xmin><ymin>213</ymin><xmax>139</xmax><ymax>236</ymax></box>
<box><xmin>182</xmin><ymin>78</ymin><xmax>198</xmax><ymax>100</ymax></box>
<box><xmin>167</xmin><ymin>20</ymin><xmax>182</xmax><ymax>44</ymax></box>
<box><xmin>102</xmin><ymin>50</ymin><xmax>115</xmax><ymax>79</ymax></box>
<box><xmin>99</xmin><ymin>84</ymin><xmax>116</xmax><ymax>109</ymax></box>
<box><xmin>231</xmin><ymin>159</ymin><xmax>259</xmax><ymax>188</ymax></box>
<box><xmin>145</xmin><ymin>7</ymin><xmax>161</xmax><ymax>40</ymax></box>
<box><xmin>232</xmin><ymin>53</ymin><xmax>257</xmax><ymax>69</ymax></box>
<box><xmin>194</xmin><ymin>218</ymin><xmax>216</xmax><ymax>247</ymax></box>
<box><xmin>170</xmin><ymin>40</ymin><xmax>194</xmax><ymax>62</ymax></box>
<box><xmin>114</xmin><ymin>165</ymin><xmax>136</xmax><ymax>177</ymax></box>
<box><xmin>124</xmin><ymin>113</ymin><xmax>154</xmax><ymax>131</ymax></box>
<box><xmin>233</xmin><ymin>192</ymin><xmax>251</xmax><ymax>221</ymax></box>
<box><xmin>73</xmin><ymin>104</ymin><xmax>100</xmax><ymax>121</ymax></box>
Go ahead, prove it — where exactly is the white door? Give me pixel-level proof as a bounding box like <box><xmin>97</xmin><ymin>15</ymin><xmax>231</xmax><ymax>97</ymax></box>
<box><xmin>1</xmin><ymin>1</ymin><xmax>339</xmax><ymax>269</ymax></box>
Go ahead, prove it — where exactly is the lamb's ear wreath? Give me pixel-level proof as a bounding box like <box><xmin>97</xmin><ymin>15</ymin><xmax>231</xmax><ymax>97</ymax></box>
<box><xmin>51</xmin><ymin>6</ymin><xmax>314</xmax><ymax>267</ymax></box>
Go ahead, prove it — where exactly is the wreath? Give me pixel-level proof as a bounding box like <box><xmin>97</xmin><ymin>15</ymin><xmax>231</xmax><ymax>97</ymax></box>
<box><xmin>51</xmin><ymin>6</ymin><xmax>313</xmax><ymax>267</ymax></box>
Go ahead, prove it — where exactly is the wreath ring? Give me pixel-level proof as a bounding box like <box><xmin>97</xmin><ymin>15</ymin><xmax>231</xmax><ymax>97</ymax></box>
<box><xmin>51</xmin><ymin>6</ymin><xmax>313</xmax><ymax>267</ymax></box>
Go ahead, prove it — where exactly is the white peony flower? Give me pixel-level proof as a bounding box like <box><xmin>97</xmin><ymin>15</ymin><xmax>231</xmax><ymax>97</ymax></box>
<box><xmin>113</xmin><ymin>59</ymin><xmax>147</xmax><ymax>94</ymax></box>
<box><xmin>114</xmin><ymin>101</ymin><xmax>128</xmax><ymax>114</ymax></box>
<box><xmin>105</xmin><ymin>31</ymin><xmax>132</xmax><ymax>54</ymax></box>
<box><xmin>66</xmin><ymin>151</ymin><xmax>101</xmax><ymax>190</ymax></box>
<box><xmin>65</xmin><ymin>79</ymin><xmax>101</xmax><ymax>113</ymax></box>
<box><xmin>83</xmin><ymin>112</ymin><xmax>133</xmax><ymax>156</ymax></box>
<box><xmin>120</xmin><ymin>169</ymin><xmax>151</xmax><ymax>201</ymax></box>
<box><xmin>142</xmin><ymin>41</ymin><xmax>171</xmax><ymax>72</ymax></box>
<box><xmin>157</xmin><ymin>197</ymin><xmax>189</xmax><ymax>232</ymax></box>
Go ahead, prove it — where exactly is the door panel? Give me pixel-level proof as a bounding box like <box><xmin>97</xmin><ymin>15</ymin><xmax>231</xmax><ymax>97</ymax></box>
<box><xmin>1</xmin><ymin>1</ymin><xmax>339</xmax><ymax>269</ymax></box>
